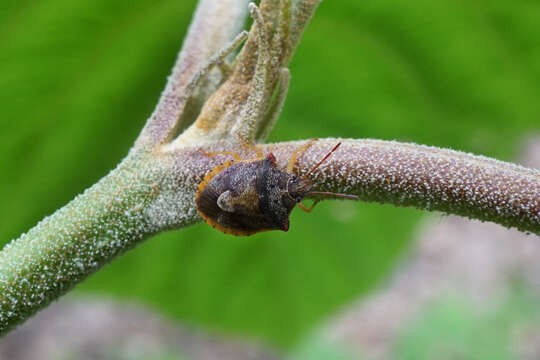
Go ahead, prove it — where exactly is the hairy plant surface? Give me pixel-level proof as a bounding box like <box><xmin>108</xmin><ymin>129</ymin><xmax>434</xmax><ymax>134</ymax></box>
<box><xmin>0</xmin><ymin>0</ymin><xmax>538</xmax><ymax>344</ymax></box>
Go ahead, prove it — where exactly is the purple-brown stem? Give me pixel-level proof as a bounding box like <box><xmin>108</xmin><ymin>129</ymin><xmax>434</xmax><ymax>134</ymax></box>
<box><xmin>1</xmin><ymin>0</ymin><xmax>538</xmax><ymax>338</ymax></box>
<box><xmin>264</xmin><ymin>139</ymin><xmax>539</xmax><ymax>234</ymax></box>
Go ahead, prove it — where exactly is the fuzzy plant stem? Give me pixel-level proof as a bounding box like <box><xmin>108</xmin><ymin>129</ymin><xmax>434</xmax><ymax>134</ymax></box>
<box><xmin>0</xmin><ymin>0</ymin><xmax>252</xmax><ymax>335</ymax></box>
<box><xmin>1</xmin><ymin>137</ymin><xmax>538</xmax><ymax>334</ymax></box>
<box><xmin>1</xmin><ymin>0</ymin><xmax>539</xmax><ymax>336</ymax></box>
<box><xmin>0</xmin><ymin>152</ymin><xmax>160</xmax><ymax>334</ymax></box>
<box><xmin>266</xmin><ymin>139</ymin><xmax>540</xmax><ymax>235</ymax></box>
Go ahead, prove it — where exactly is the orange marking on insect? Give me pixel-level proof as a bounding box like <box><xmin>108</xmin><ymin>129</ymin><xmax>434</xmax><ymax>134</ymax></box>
<box><xmin>198</xmin><ymin>213</ymin><xmax>267</xmax><ymax>236</ymax></box>
<box><xmin>196</xmin><ymin>160</ymin><xmax>234</xmax><ymax>197</ymax></box>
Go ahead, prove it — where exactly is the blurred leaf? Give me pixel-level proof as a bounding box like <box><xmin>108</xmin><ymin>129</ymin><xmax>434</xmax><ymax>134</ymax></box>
<box><xmin>0</xmin><ymin>0</ymin><xmax>538</xmax><ymax>349</ymax></box>
<box><xmin>292</xmin><ymin>333</ymin><xmax>357</xmax><ymax>360</ymax></box>
<box><xmin>393</xmin><ymin>291</ymin><xmax>540</xmax><ymax>360</ymax></box>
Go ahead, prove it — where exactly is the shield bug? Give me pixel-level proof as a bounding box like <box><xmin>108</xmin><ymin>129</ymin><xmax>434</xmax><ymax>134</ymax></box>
<box><xmin>196</xmin><ymin>140</ymin><xmax>358</xmax><ymax>236</ymax></box>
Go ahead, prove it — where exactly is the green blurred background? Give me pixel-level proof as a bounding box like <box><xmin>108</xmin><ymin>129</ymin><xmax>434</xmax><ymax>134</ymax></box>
<box><xmin>0</xmin><ymin>0</ymin><xmax>538</xmax><ymax>351</ymax></box>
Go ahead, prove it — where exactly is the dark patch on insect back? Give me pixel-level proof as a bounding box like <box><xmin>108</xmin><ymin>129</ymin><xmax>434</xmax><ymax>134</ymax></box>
<box><xmin>256</xmin><ymin>157</ymin><xmax>298</xmax><ymax>231</ymax></box>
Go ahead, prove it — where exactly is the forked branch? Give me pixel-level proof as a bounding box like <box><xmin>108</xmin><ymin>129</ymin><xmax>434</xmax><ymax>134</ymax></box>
<box><xmin>0</xmin><ymin>0</ymin><xmax>538</xmax><ymax>338</ymax></box>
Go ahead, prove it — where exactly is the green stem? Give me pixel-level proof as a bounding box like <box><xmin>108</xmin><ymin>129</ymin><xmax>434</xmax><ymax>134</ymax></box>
<box><xmin>0</xmin><ymin>151</ymin><xmax>162</xmax><ymax>334</ymax></box>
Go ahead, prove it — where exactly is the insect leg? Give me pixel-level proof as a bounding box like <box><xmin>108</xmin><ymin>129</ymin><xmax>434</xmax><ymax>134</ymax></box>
<box><xmin>238</xmin><ymin>134</ymin><xmax>264</xmax><ymax>159</ymax></box>
<box><xmin>297</xmin><ymin>200</ymin><xmax>320</xmax><ymax>213</ymax></box>
<box><xmin>287</xmin><ymin>138</ymin><xmax>318</xmax><ymax>173</ymax></box>
<box><xmin>199</xmin><ymin>149</ymin><xmax>243</xmax><ymax>161</ymax></box>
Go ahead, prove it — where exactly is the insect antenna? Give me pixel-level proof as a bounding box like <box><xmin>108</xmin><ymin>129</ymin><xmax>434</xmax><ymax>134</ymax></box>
<box><xmin>302</xmin><ymin>142</ymin><xmax>360</xmax><ymax>202</ymax></box>
<box><xmin>302</xmin><ymin>142</ymin><xmax>342</xmax><ymax>179</ymax></box>
<box><xmin>308</xmin><ymin>191</ymin><xmax>359</xmax><ymax>201</ymax></box>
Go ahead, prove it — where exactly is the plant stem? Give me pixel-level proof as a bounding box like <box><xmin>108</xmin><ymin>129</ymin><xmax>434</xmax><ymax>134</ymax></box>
<box><xmin>1</xmin><ymin>0</ymin><xmax>538</xmax><ymax>337</ymax></box>
<box><xmin>1</xmin><ymin>136</ymin><xmax>539</xmax><ymax>334</ymax></box>
<box><xmin>0</xmin><ymin>151</ymin><xmax>163</xmax><ymax>334</ymax></box>
<box><xmin>265</xmin><ymin>139</ymin><xmax>540</xmax><ymax>235</ymax></box>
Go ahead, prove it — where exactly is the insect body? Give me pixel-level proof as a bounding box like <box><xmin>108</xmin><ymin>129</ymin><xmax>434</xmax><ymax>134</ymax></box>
<box><xmin>196</xmin><ymin>140</ymin><xmax>358</xmax><ymax>236</ymax></box>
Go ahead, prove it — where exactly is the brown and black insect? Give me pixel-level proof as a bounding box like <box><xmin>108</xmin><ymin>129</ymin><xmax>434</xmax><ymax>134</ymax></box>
<box><xmin>196</xmin><ymin>140</ymin><xmax>358</xmax><ymax>236</ymax></box>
